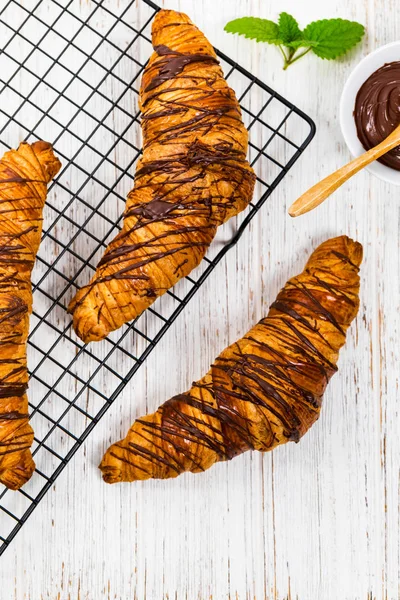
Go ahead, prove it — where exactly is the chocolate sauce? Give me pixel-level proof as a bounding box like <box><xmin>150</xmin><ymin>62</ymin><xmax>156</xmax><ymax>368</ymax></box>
<box><xmin>354</xmin><ymin>61</ymin><xmax>400</xmax><ymax>170</ymax></box>
<box><xmin>145</xmin><ymin>44</ymin><xmax>219</xmax><ymax>92</ymax></box>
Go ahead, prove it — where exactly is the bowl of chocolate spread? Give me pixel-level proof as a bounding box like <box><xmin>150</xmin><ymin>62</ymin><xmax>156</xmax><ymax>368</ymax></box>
<box><xmin>340</xmin><ymin>41</ymin><xmax>400</xmax><ymax>185</ymax></box>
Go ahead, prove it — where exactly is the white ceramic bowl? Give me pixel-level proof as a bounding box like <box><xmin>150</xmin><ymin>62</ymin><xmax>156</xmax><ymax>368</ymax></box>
<box><xmin>340</xmin><ymin>41</ymin><xmax>400</xmax><ymax>185</ymax></box>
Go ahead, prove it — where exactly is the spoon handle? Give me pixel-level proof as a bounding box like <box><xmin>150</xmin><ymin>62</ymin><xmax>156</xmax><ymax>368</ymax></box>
<box><xmin>289</xmin><ymin>126</ymin><xmax>400</xmax><ymax>217</ymax></box>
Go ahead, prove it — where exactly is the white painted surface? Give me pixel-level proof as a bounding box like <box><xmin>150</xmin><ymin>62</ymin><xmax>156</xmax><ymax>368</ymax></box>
<box><xmin>0</xmin><ymin>0</ymin><xmax>399</xmax><ymax>598</ymax></box>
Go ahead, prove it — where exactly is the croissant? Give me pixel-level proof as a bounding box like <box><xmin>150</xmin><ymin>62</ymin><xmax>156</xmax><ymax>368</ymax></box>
<box><xmin>68</xmin><ymin>9</ymin><xmax>256</xmax><ymax>343</ymax></box>
<box><xmin>99</xmin><ymin>235</ymin><xmax>362</xmax><ymax>483</ymax></box>
<box><xmin>0</xmin><ymin>141</ymin><xmax>61</xmax><ymax>490</ymax></box>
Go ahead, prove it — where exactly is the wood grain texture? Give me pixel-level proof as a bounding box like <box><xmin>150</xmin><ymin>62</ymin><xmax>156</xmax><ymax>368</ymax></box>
<box><xmin>0</xmin><ymin>0</ymin><xmax>399</xmax><ymax>598</ymax></box>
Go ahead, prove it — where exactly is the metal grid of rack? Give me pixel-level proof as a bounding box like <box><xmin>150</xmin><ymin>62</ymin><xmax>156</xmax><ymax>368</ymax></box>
<box><xmin>0</xmin><ymin>0</ymin><xmax>315</xmax><ymax>555</ymax></box>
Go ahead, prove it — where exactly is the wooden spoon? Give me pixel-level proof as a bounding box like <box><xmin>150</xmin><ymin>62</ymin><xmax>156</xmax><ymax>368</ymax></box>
<box><xmin>289</xmin><ymin>123</ymin><xmax>400</xmax><ymax>217</ymax></box>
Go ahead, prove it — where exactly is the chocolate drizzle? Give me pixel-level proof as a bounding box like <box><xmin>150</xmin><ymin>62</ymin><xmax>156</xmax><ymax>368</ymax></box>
<box><xmin>0</xmin><ymin>383</ymin><xmax>28</xmax><ymax>399</ymax></box>
<box><xmin>129</xmin><ymin>198</ymin><xmax>178</xmax><ymax>220</ymax></box>
<box><xmin>145</xmin><ymin>44</ymin><xmax>219</xmax><ymax>92</ymax></box>
<box><xmin>0</xmin><ymin>410</ymin><xmax>29</xmax><ymax>420</ymax></box>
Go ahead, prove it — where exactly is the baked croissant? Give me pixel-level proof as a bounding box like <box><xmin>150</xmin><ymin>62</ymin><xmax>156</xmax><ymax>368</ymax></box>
<box><xmin>0</xmin><ymin>141</ymin><xmax>61</xmax><ymax>490</ymax></box>
<box><xmin>99</xmin><ymin>235</ymin><xmax>362</xmax><ymax>483</ymax></box>
<box><xmin>68</xmin><ymin>9</ymin><xmax>256</xmax><ymax>343</ymax></box>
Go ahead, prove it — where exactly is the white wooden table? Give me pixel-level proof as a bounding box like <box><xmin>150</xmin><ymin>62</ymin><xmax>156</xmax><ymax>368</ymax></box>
<box><xmin>1</xmin><ymin>0</ymin><xmax>399</xmax><ymax>598</ymax></box>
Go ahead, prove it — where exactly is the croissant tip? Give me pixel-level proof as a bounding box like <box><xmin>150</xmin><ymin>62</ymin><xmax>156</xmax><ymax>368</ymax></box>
<box><xmin>67</xmin><ymin>301</ymin><xmax>107</xmax><ymax>342</ymax></box>
<box><xmin>0</xmin><ymin>457</ymin><xmax>35</xmax><ymax>490</ymax></box>
<box><xmin>73</xmin><ymin>318</ymin><xmax>110</xmax><ymax>344</ymax></box>
<box><xmin>154</xmin><ymin>8</ymin><xmax>190</xmax><ymax>27</ymax></box>
<box><xmin>30</xmin><ymin>140</ymin><xmax>52</xmax><ymax>152</ymax></box>
<box><xmin>340</xmin><ymin>235</ymin><xmax>363</xmax><ymax>267</ymax></box>
<box><xmin>99</xmin><ymin>461</ymin><xmax>123</xmax><ymax>484</ymax></box>
<box><xmin>78</xmin><ymin>327</ymin><xmax>107</xmax><ymax>344</ymax></box>
<box><xmin>316</xmin><ymin>235</ymin><xmax>363</xmax><ymax>269</ymax></box>
<box><xmin>29</xmin><ymin>140</ymin><xmax>62</xmax><ymax>182</ymax></box>
<box><xmin>156</xmin><ymin>8</ymin><xmax>183</xmax><ymax>17</ymax></box>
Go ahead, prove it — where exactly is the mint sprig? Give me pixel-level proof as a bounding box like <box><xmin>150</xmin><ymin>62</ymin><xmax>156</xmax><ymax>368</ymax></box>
<box><xmin>224</xmin><ymin>13</ymin><xmax>365</xmax><ymax>70</ymax></box>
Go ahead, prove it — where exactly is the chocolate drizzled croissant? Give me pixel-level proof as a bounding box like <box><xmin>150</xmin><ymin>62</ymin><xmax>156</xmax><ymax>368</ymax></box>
<box><xmin>68</xmin><ymin>9</ymin><xmax>255</xmax><ymax>343</ymax></box>
<box><xmin>0</xmin><ymin>141</ymin><xmax>61</xmax><ymax>490</ymax></box>
<box><xmin>99</xmin><ymin>236</ymin><xmax>362</xmax><ymax>483</ymax></box>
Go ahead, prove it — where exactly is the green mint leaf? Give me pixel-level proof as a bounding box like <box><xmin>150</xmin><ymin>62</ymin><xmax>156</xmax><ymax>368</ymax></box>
<box><xmin>224</xmin><ymin>17</ymin><xmax>282</xmax><ymax>44</ymax></box>
<box><xmin>302</xmin><ymin>19</ymin><xmax>365</xmax><ymax>60</ymax></box>
<box><xmin>278</xmin><ymin>12</ymin><xmax>302</xmax><ymax>44</ymax></box>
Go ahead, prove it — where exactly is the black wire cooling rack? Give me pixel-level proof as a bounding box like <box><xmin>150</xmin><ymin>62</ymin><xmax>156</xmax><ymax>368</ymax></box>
<box><xmin>0</xmin><ymin>0</ymin><xmax>315</xmax><ymax>555</ymax></box>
